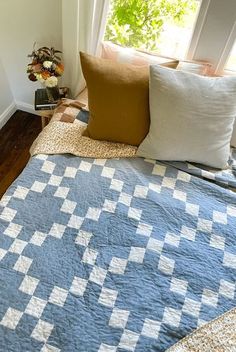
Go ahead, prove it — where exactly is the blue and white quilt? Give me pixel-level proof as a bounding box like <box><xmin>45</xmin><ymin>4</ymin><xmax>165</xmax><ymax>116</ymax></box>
<box><xmin>0</xmin><ymin>150</ymin><xmax>236</xmax><ymax>351</ymax></box>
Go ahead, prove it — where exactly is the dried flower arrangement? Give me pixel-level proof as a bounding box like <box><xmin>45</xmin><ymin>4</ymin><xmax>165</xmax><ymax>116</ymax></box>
<box><xmin>27</xmin><ymin>45</ymin><xmax>64</xmax><ymax>88</ymax></box>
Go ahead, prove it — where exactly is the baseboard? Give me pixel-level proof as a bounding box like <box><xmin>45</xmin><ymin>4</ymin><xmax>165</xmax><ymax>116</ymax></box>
<box><xmin>0</xmin><ymin>100</ymin><xmax>41</xmax><ymax>130</ymax></box>
<box><xmin>0</xmin><ymin>102</ymin><xmax>17</xmax><ymax>129</ymax></box>
<box><xmin>15</xmin><ymin>100</ymin><xmax>40</xmax><ymax>116</ymax></box>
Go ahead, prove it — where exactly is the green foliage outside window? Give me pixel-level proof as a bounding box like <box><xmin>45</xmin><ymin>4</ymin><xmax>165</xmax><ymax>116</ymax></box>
<box><xmin>105</xmin><ymin>0</ymin><xmax>198</xmax><ymax>52</ymax></box>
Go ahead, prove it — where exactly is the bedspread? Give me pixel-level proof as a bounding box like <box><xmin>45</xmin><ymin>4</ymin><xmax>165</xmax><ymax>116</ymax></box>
<box><xmin>0</xmin><ymin>153</ymin><xmax>235</xmax><ymax>351</ymax></box>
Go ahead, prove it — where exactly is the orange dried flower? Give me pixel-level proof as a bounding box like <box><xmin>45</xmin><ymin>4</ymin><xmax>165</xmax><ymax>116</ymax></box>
<box><xmin>55</xmin><ymin>63</ymin><xmax>64</xmax><ymax>75</ymax></box>
<box><xmin>41</xmin><ymin>71</ymin><xmax>51</xmax><ymax>79</ymax></box>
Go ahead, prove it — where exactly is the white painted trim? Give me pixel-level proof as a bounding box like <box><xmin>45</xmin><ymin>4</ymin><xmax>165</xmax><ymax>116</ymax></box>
<box><xmin>15</xmin><ymin>100</ymin><xmax>40</xmax><ymax>116</ymax></box>
<box><xmin>215</xmin><ymin>20</ymin><xmax>236</xmax><ymax>74</ymax></box>
<box><xmin>0</xmin><ymin>102</ymin><xmax>17</xmax><ymax>130</ymax></box>
<box><xmin>186</xmin><ymin>0</ymin><xmax>211</xmax><ymax>60</ymax></box>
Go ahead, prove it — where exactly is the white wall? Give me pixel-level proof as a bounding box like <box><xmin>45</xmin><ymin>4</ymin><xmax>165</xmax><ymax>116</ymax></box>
<box><xmin>0</xmin><ymin>0</ymin><xmax>62</xmax><ymax>111</ymax></box>
<box><xmin>0</xmin><ymin>57</ymin><xmax>15</xmax><ymax>128</ymax></box>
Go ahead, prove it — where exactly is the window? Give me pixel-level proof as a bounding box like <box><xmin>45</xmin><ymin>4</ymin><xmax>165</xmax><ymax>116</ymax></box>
<box><xmin>225</xmin><ymin>40</ymin><xmax>236</xmax><ymax>73</ymax></box>
<box><xmin>104</xmin><ymin>0</ymin><xmax>201</xmax><ymax>59</ymax></box>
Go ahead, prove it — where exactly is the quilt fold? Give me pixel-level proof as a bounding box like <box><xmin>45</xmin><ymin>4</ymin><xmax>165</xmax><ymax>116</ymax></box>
<box><xmin>30</xmin><ymin>119</ymin><xmax>137</xmax><ymax>159</ymax></box>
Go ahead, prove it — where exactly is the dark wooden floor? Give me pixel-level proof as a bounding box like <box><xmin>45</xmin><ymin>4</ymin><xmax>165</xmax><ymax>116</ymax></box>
<box><xmin>0</xmin><ymin>110</ymin><xmax>41</xmax><ymax>198</ymax></box>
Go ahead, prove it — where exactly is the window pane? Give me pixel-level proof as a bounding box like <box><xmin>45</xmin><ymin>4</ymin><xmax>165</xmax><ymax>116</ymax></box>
<box><xmin>225</xmin><ymin>40</ymin><xmax>236</xmax><ymax>72</ymax></box>
<box><xmin>105</xmin><ymin>0</ymin><xmax>201</xmax><ymax>59</ymax></box>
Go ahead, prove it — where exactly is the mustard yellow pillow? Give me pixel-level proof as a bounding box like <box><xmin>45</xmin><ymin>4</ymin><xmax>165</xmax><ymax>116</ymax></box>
<box><xmin>80</xmin><ymin>52</ymin><xmax>150</xmax><ymax>146</ymax></box>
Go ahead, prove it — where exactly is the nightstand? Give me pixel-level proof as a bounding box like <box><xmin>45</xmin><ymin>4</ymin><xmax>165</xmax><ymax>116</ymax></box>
<box><xmin>35</xmin><ymin>87</ymin><xmax>69</xmax><ymax>129</ymax></box>
<box><xmin>38</xmin><ymin>109</ymin><xmax>54</xmax><ymax>129</ymax></box>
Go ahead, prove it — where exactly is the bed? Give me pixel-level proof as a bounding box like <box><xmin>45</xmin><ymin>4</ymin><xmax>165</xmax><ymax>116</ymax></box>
<box><xmin>0</xmin><ymin>112</ymin><xmax>236</xmax><ymax>351</ymax></box>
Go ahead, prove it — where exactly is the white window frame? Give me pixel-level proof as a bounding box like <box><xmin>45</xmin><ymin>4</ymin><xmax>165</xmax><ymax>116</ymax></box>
<box><xmin>186</xmin><ymin>0</ymin><xmax>236</xmax><ymax>73</ymax></box>
<box><xmin>216</xmin><ymin>21</ymin><xmax>236</xmax><ymax>75</ymax></box>
<box><xmin>186</xmin><ymin>0</ymin><xmax>211</xmax><ymax>60</ymax></box>
<box><xmin>187</xmin><ymin>0</ymin><xmax>236</xmax><ymax>74</ymax></box>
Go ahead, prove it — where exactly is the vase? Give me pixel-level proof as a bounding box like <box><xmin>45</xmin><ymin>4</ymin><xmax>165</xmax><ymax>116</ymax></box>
<box><xmin>46</xmin><ymin>85</ymin><xmax>60</xmax><ymax>103</ymax></box>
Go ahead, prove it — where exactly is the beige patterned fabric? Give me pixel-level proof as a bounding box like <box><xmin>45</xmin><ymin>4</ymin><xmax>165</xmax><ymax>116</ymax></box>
<box><xmin>51</xmin><ymin>98</ymin><xmax>84</xmax><ymax>122</ymax></box>
<box><xmin>167</xmin><ymin>307</ymin><xmax>236</xmax><ymax>352</ymax></box>
<box><xmin>30</xmin><ymin>119</ymin><xmax>137</xmax><ymax>158</ymax></box>
<box><xmin>31</xmin><ymin>98</ymin><xmax>137</xmax><ymax>158</ymax></box>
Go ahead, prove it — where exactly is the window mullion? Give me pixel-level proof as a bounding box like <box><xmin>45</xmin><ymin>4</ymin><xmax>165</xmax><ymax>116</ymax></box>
<box><xmin>186</xmin><ymin>0</ymin><xmax>211</xmax><ymax>60</ymax></box>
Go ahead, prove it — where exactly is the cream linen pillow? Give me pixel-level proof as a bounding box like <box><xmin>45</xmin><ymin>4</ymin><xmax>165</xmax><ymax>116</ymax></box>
<box><xmin>137</xmin><ymin>66</ymin><xmax>236</xmax><ymax>169</ymax></box>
